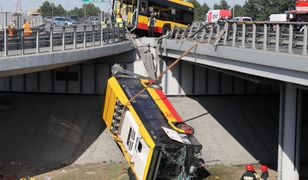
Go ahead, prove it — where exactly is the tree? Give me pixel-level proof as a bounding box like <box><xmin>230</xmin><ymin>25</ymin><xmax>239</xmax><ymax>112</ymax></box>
<box><xmin>38</xmin><ymin>1</ymin><xmax>67</xmax><ymax>17</ymax></box>
<box><xmin>214</xmin><ymin>0</ymin><xmax>230</xmax><ymax>10</ymax></box>
<box><xmin>188</xmin><ymin>0</ymin><xmax>210</xmax><ymax>21</ymax></box>
<box><xmin>231</xmin><ymin>4</ymin><xmax>244</xmax><ymax>17</ymax></box>
<box><xmin>68</xmin><ymin>7</ymin><xmax>84</xmax><ymax>17</ymax></box>
<box><xmin>38</xmin><ymin>1</ymin><xmax>53</xmax><ymax>17</ymax></box>
<box><xmin>242</xmin><ymin>0</ymin><xmax>294</xmax><ymax>20</ymax></box>
<box><xmin>54</xmin><ymin>4</ymin><xmax>66</xmax><ymax>17</ymax></box>
<box><xmin>82</xmin><ymin>3</ymin><xmax>101</xmax><ymax>17</ymax></box>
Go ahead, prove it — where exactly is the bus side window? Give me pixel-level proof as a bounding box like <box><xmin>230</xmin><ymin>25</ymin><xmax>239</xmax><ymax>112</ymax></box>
<box><xmin>136</xmin><ymin>138</ymin><xmax>143</xmax><ymax>153</ymax></box>
<box><xmin>140</xmin><ymin>0</ymin><xmax>148</xmax><ymax>15</ymax></box>
<box><xmin>127</xmin><ymin>127</ymin><xmax>136</xmax><ymax>151</ymax></box>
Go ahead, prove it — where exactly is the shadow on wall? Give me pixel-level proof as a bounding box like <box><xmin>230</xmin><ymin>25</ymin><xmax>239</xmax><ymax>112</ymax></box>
<box><xmin>300</xmin><ymin>91</ymin><xmax>308</xmax><ymax>177</ymax></box>
<box><xmin>0</xmin><ymin>93</ymin><xmax>105</xmax><ymax>177</ymax></box>
<box><xmin>190</xmin><ymin>94</ymin><xmax>280</xmax><ymax>167</ymax></box>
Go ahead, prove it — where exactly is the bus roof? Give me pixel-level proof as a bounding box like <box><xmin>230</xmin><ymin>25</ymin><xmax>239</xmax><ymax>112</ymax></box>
<box><xmin>168</xmin><ymin>0</ymin><xmax>194</xmax><ymax>8</ymax></box>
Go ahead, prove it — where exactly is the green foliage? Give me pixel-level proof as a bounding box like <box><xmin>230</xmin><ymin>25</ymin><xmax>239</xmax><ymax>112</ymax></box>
<box><xmin>214</xmin><ymin>0</ymin><xmax>230</xmax><ymax>10</ymax></box>
<box><xmin>39</xmin><ymin>2</ymin><xmax>101</xmax><ymax>18</ymax></box>
<box><xmin>241</xmin><ymin>0</ymin><xmax>294</xmax><ymax>20</ymax></box>
<box><xmin>83</xmin><ymin>3</ymin><xmax>101</xmax><ymax>17</ymax></box>
<box><xmin>231</xmin><ymin>4</ymin><xmax>244</xmax><ymax>17</ymax></box>
<box><xmin>38</xmin><ymin>1</ymin><xmax>53</xmax><ymax>17</ymax></box>
<box><xmin>187</xmin><ymin>0</ymin><xmax>210</xmax><ymax>21</ymax></box>
<box><xmin>68</xmin><ymin>7</ymin><xmax>84</xmax><ymax>17</ymax></box>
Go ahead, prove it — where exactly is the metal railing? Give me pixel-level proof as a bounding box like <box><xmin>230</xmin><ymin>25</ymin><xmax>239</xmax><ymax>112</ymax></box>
<box><xmin>169</xmin><ymin>21</ymin><xmax>308</xmax><ymax>56</ymax></box>
<box><xmin>0</xmin><ymin>23</ymin><xmax>127</xmax><ymax>57</ymax></box>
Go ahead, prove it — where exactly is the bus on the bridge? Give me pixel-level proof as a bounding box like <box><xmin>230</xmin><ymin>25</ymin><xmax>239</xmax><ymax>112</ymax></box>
<box><xmin>112</xmin><ymin>0</ymin><xmax>194</xmax><ymax>35</ymax></box>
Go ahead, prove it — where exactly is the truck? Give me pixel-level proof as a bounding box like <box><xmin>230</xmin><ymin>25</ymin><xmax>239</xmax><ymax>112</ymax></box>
<box><xmin>206</xmin><ymin>10</ymin><xmax>231</xmax><ymax>23</ymax></box>
<box><xmin>288</xmin><ymin>0</ymin><xmax>308</xmax><ymax>22</ymax></box>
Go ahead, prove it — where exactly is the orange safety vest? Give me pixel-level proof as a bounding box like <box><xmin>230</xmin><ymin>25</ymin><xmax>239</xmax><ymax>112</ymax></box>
<box><xmin>22</xmin><ymin>22</ymin><xmax>32</xmax><ymax>36</ymax></box>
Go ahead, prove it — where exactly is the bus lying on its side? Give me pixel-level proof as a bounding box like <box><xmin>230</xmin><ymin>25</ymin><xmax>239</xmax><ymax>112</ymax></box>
<box><xmin>102</xmin><ymin>70</ymin><xmax>204</xmax><ymax>180</ymax></box>
<box><xmin>112</xmin><ymin>0</ymin><xmax>194</xmax><ymax>35</ymax></box>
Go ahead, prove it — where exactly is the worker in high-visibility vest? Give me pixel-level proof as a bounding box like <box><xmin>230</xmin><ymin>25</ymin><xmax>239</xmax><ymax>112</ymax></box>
<box><xmin>116</xmin><ymin>13</ymin><xmax>123</xmax><ymax>28</ymax></box>
<box><xmin>22</xmin><ymin>19</ymin><xmax>32</xmax><ymax>37</ymax></box>
<box><xmin>101</xmin><ymin>19</ymin><xmax>107</xmax><ymax>29</ymax></box>
<box><xmin>240</xmin><ymin>164</ymin><xmax>257</xmax><ymax>180</ymax></box>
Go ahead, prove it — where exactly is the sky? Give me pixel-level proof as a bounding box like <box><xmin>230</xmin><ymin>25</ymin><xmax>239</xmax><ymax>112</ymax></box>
<box><xmin>0</xmin><ymin>0</ymin><xmax>247</xmax><ymax>13</ymax></box>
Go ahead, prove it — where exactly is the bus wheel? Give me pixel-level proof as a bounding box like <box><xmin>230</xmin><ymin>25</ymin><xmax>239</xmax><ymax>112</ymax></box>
<box><xmin>162</xmin><ymin>25</ymin><xmax>171</xmax><ymax>35</ymax></box>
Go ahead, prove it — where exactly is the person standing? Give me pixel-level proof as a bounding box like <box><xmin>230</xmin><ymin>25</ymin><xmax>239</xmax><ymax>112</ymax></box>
<box><xmin>22</xmin><ymin>19</ymin><xmax>32</xmax><ymax>37</ymax></box>
<box><xmin>240</xmin><ymin>164</ymin><xmax>257</xmax><ymax>180</ymax></box>
<box><xmin>260</xmin><ymin>165</ymin><xmax>269</xmax><ymax>180</ymax></box>
<box><xmin>148</xmin><ymin>13</ymin><xmax>156</xmax><ymax>37</ymax></box>
<box><xmin>116</xmin><ymin>13</ymin><xmax>123</xmax><ymax>28</ymax></box>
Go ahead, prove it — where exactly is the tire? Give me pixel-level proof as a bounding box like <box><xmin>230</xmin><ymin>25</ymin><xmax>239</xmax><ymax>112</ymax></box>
<box><xmin>64</xmin><ymin>23</ymin><xmax>68</xmax><ymax>27</ymax></box>
<box><xmin>162</xmin><ymin>25</ymin><xmax>171</xmax><ymax>35</ymax></box>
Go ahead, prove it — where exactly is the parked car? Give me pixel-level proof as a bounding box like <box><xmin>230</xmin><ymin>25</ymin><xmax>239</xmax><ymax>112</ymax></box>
<box><xmin>69</xmin><ymin>16</ymin><xmax>80</xmax><ymax>23</ymax></box>
<box><xmin>87</xmin><ymin>16</ymin><xmax>100</xmax><ymax>25</ymax></box>
<box><xmin>229</xmin><ymin>16</ymin><xmax>253</xmax><ymax>23</ymax></box>
<box><xmin>52</xmin><ymin>17</ymin><xmax>77</xmax><ymax>27</ymax></box>
<box><xmin>45</xmin><ymin>16</ymin><xmax>52</xmax><ymax>23</ymax></box>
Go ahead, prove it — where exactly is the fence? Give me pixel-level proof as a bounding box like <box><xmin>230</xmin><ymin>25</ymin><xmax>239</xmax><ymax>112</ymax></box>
<box><xmin>0</xmin><ymin>23</ymin><xmax>127</xmax><ymax>57</ymax></box>
<box><xmin>170</xmin><ymin>21</ymin><xmax>308</xmax><ymax>56</ymax></box>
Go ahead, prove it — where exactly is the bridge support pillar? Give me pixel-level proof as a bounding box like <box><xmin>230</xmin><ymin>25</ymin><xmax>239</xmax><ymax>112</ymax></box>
<box><xmin>278</xmin><ymin>83</ymin><xmax>301</xmax><ymax>180</ymax></box>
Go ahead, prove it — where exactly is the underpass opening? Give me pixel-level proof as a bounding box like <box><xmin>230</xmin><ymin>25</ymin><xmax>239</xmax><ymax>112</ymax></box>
<box><xmin>0</xmin><ymin>93</ymin><xmax>126</xmax><ymax>177</ymax></box>
<box><xmin>159</xmin><ymin>59</ymin><xmax>282</xmax><ymax>171</ymax></box>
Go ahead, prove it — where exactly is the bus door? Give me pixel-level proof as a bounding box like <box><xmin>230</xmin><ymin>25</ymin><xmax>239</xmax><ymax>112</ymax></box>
<box><xmin>112</xmin><ymin>0</ymin><xmax>140</xmax><ymax>29</ymax></box>
<box><xmin>132</xmin><ymin>136</ymin><xmax>151</xmax><ymax>179</ymax></box>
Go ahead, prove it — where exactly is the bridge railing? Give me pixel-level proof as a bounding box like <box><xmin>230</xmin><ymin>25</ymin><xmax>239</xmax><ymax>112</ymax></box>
<box><xmin>0</xmin><ymin>23</ymin><xmax>127</xmax><ymax>57</ymax></box>
<box><xmin>170</xmin><ymin>21</ymin><xmax>308</xmax><ymax>56</ymax></box>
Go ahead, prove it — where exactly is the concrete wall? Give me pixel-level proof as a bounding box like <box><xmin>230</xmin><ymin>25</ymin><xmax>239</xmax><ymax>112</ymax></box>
<box><xmin>159</xmin><ymin>59</ymin><xmax>279</xmax><ymax>96</ymax></box>
<box><xmin>0</xmin><ymin>62</ymin><xmax>124</xmax><ymax>95</ymax></box>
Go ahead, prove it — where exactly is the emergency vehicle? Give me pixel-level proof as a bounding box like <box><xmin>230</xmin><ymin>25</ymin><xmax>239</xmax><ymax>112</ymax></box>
<box><xmin>289</xmin><ymin>0</ymin><xmax>308</xmax><ymax>22</ymax></box>
<box><xmin>206</xmin><ymin>10</ymin><xmax>231</xmax><ymax>23</ymax></box>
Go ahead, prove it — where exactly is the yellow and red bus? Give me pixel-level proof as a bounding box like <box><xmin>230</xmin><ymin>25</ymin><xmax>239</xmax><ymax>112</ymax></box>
<box><xmin>102</xmin><ymin>72</ymin><xmax>204</xmax><ymax>179</ymax></box>
<box><xmin>112</xmin><ymin>0</ymin><xmax>194</xmax><ymax>35</ymax></box>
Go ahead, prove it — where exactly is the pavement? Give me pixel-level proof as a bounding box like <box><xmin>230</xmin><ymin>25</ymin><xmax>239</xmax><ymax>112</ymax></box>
<box><xmin>0</xmin><ymin>93</ymin><xmax>281</xmax><ymax>177</ymax></box>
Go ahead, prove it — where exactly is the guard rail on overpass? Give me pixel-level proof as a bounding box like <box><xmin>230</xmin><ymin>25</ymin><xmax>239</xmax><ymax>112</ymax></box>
<box><xmin>0</xmin><ymin>24</ymin><xmax>126</xmax><ymax>57</ymax></box>
<box><xmin>0</xmin><ymin>24</ymin><xmax>134</xmax><ymax>77</ymax></box>
<box><xmin>159</xmin><ymin>21</ymin><xmax>308</xmax><ymax>86</ymax></box>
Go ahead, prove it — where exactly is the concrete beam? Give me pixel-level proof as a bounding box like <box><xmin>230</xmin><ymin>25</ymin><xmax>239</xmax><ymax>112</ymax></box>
<box><xmin>160</xmin><ymin>39</ymin><xmax>308</xmax><ymax>86</ymax></box>
<box><xmin>278</xmin><ymin>83</ymin><xmax>301</xmax><ymax>180</ymax></box>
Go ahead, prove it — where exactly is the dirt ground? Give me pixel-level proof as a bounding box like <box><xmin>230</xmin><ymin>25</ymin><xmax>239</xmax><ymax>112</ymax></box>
<box><xmin>32</xmin><ymin>163</ymin><xmax>276</xmax><ymax>180</ymax></box>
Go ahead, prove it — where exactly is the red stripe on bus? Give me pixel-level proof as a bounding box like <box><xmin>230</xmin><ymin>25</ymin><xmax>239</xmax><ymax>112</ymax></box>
<box><xmin>137</xmin><ymin>23</ymin><xmax>163</xmax><ymax>34</ymax></box>
<box><xmin>155</xmin><ymin>89</ymin><xmax>183</xmax><ymax>122</ymax></box>
<box><xmin>137</xmin><ymin>23</ymin><xmax>148</xmax><ymax>30</ymax></box>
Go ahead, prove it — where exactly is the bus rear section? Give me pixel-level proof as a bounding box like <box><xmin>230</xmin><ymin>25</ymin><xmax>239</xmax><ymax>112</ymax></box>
<box><xmin>112</xmin><ymin>0</ymin><xmax>194</xmax><ymax>35</ymax></box>
<box><xmin>102</xmin><ymin>75</ymin><xmax>204</xmax><ymax>179</ymax></box>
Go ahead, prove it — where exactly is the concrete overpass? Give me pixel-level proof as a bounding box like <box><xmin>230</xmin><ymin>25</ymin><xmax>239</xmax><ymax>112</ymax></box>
<box><xmin>158</xmin><ymin>21</ymin><xmax>308</xmax><ymax>180</ymax></box>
